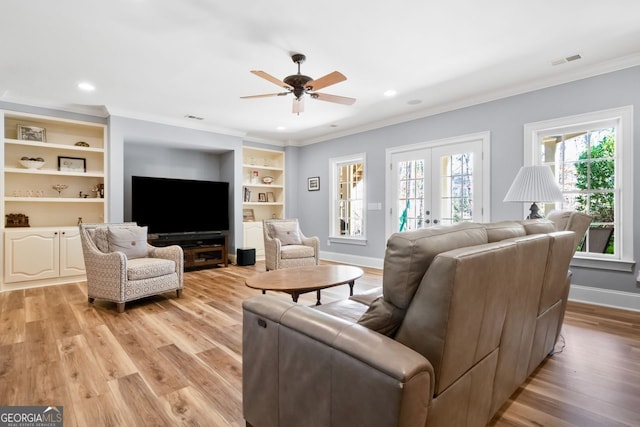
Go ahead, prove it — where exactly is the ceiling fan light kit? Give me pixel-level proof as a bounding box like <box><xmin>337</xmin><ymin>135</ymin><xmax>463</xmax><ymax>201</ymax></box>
<box><xmin>241</xmin><ymin>53</ymin><xmax>356</xmax><ymax>114</ymax></box>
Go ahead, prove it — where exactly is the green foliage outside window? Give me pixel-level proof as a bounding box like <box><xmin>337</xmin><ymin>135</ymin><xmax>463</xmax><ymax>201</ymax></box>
<box><xmin>574</xmin><ymin>133</ymin><xmax>615</xmax><ymax>253</ymax></box>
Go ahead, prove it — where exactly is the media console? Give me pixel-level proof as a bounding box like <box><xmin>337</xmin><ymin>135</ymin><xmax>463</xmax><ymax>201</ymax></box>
<box><xmin>149</xmin><ymin>232</ymin><xmax>228</xmax><ymax>270</ymax></box>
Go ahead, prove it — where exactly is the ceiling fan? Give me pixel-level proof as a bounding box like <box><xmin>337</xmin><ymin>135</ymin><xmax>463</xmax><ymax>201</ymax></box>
<box><xmin>241</xmin><ymin>53</ymin><xmax>356</xmax><ymax>114</ymax></box>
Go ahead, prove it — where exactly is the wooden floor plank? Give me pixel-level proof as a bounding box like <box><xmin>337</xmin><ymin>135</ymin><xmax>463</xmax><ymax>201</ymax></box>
<box><xmin>108</xmin><ymin>373</ymin><xmax>176</xmax><ymax>426</ymax></box>
<box><xmin>161</xmin><ymin>386</ymin><xmax>235</xmax><ymax>427</ymax></box>
<box><xmin>82</xmin><ymin>324</ymin><xmax>138</xmax><ymax>381</ymax></box>
<box><xmin>0</xmin><ymin>261</ymin><xmax>638</xmax><ymax>426</ymax></box>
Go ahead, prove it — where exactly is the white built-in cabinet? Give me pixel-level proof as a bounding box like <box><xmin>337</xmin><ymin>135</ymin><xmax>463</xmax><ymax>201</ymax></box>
<box><xmin>4</xmin><ymin>227</ymin><xmax>84</xmax><ymax>283</ymax></box>
<box><xmin>2</xmin><ymin>110</ymin><xmax>107</xmax><ymax>289</ymax></box>
<box><xmin>242</xmin><ymin>147</ymin><xmax>285</xmax><ymax>260</ymax></box>
<box><xmin>243</xmin><ymin>221</ymin><xmax>266</xmax><ymax>260</ymax></box>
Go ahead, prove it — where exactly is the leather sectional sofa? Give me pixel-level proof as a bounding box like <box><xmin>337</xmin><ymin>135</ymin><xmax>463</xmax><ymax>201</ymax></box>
<box><xmin>242</xmin><ymin>212</ymin><xmax>591</xmax><ymax>427</ymax></box>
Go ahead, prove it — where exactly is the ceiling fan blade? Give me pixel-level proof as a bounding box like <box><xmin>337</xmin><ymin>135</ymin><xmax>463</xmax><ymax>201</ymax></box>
<box><xmin>305</xmin><ymin>71</ymin><xmax>346</xmax><ymax>91</ymax></box>
<box><xmin>250</xmin><ymin>70</ymin><xmax>293</xmax><ymax>89</ymax></box>
<box><xmin>292</xmin><ymin>97</ymin><xmax>305</xmax><ymax>114</ymax></box>
<box><xmin>241</xmin><ymin>92</ymin><xmax>289</xmax><ymax>99</ymax></box>
<box><xmin>311</xmin><ymin>92</ymin><xmax>356</xmax><ymax>105</ymax></box>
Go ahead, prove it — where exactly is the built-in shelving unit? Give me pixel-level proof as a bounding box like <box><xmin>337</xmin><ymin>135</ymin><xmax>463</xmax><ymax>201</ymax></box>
<box><xmin>2</xmin><ymin>110</ymin><xmax>107</xmax><ymax>289</ymax></box>
<box><xmin>242</xmin><ymin>147</ymin><xmax>285</xmax><ymax>260</ymax></box>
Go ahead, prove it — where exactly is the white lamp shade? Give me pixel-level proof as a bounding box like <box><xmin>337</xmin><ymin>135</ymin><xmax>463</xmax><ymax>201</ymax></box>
<box><xmin>503</xmin><ymin>165</ymin><xmax>563</xmax><ymax>203</ymax></box>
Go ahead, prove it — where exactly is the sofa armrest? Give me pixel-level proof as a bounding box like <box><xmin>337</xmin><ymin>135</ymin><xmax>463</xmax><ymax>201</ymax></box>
<box><xmin>263</xmin><ymin>234</ymin><xmax>282</xmax><ymax>271</ymax></box>
<box><xmin>148</xmin><ymin>244</ymin><xmax>184</xmax><ymax>286</ymax></box>
<box><xmin>301</xmin><ymin>235</ymin><xmax>320</xmax><ymax>264</ymax></box>
<box><xmin>243</xmin><ymin>295</ymin><xmax>433</xmax><ymax>427</ymax></box>
<box><xmin>81</xmin><ymin>247</ymin><xmax>128</xmax><ymax>301</ymax></box>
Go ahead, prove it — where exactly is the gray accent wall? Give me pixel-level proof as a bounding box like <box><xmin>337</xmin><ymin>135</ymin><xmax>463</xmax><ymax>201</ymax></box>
<box><xmin>293</xmin><ymin>66</ymin><xmax>640</xmax><ymax>295</ymax></box>
<box><xmin>108</xmin><ymin>115</ymin><xmax>243</xmax><ymax>251</ymax></box>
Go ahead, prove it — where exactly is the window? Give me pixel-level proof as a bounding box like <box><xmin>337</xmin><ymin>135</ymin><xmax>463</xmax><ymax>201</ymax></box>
<box><xmin>330</xmin><ymin>153</ymin><xmax>366</xmax><ymax>243</ymax></box>
<box><xmin>524</xmin><ymin>106</ymin><xmax>633</xmax><ymax>269</ymax></box>
<box><xmin>438</xmin><ymin>152</ymin><xmax>475</xmax><ymax>224</ymax></box>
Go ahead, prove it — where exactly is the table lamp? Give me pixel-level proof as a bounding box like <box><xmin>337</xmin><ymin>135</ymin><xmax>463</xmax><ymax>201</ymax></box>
<box><xmin>503</xmin><ymin>165</ymin><xmax>563</xmax><ymax>219</ymax></box>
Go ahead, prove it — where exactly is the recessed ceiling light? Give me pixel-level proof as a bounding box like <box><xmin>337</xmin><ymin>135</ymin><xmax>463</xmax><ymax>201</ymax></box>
<box><xmin>330</xmin><ymin>124</ymin><xmax>338</xmax><ymax>128</ymax></box>
<box><xmin>407</xmin><ymin>99</ymin><xmax>422</xmax><ymax>105</ymax></box>
<box><xmin>276</xmin><ymin>126</ymin><xmax>286</xmax><ymax>131</ymax></box>
<box><xmin>384</xmin><ymin>89</ymin><xmax>397</xmax><ymax>97</ymax></box>
<box><xmin>77</xmin><ymin>82</ymin><xmax>95</xmax><ymax>92</ymax></box>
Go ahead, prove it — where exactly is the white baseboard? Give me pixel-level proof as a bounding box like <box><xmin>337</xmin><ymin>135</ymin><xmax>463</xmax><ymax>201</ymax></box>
<box><xmin>569</xmin><ymin>284</ymin><xmax>640</xmax><ymax>312</ymax></box>
<box><xmin>319</xmin><ymin>251</ymin><xmax>384</xmax><ymax>270</ymax></box>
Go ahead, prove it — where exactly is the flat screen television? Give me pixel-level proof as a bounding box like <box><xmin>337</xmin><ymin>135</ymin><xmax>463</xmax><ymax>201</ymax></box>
<box><xmin>132</xmin><ymin>176</ymin><xmax>229</xmax><ymax>235</ymax></box>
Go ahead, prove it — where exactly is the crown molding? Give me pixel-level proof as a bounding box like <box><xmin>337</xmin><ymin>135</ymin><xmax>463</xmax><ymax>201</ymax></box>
<box><xmin>297</xmin><ymin>54</ymin><xmax>640</xmax><ymax>146</ymax></box>
<box><xmin>0</xmin><ymin>94</ymin><xmax>109</xmax><ymax>118</ymax></box>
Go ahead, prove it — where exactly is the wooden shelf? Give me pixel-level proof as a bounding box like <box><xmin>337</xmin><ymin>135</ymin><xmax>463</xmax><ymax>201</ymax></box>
<box><xmin>4</xmin><ymin>138</ymin><xmax>104</xmax><ymax>153</ymax></box>
<box><xmin>5</xmin><ymin>197</ymin><xmax>104</xmax><ymax>203</ymax></box>
<box><xmin>4</xmin><ymin>167</ymin><xmax>104</xmax><ymax>178</ymax></box>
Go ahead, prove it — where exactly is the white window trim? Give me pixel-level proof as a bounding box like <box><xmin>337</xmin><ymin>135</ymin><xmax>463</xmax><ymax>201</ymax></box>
<box><xmin>329</xmin><ymin>152</ymin><xmax>367</xmax><ymax>244</ymax></box>
<box><xmin>523</xmin><ymin>106</ymin><xmax>634</xmax><ymax>270</ymax></box>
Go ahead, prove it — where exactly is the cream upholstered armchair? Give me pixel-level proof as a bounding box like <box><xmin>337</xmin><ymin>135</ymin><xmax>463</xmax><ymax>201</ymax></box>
<box><xmin>79</xmin><ymin>222</ymin><xmax>183</xmax><ymax>313</ymax></box>
<box><xmin>263</xmin><ymin>219</ymin><xmax>319</xmax><ymax>271</ymax></box>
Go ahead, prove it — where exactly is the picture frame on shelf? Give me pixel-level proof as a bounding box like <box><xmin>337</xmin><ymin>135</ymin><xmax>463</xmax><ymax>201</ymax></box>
<box><xmin>258</xmin><ymin>193</ymin><xmax>267</xmax><ymax>202</ymax></box>
<box><xmin>243</xmin><ymin>209</ymin><xmax>255</xmax><ymax>222</ymax></box>
<box><xmin>17</xmin><ymin>125</ymin><xmax>46</xmax><ymax>142</ymax></box>
<box><xmin>243</xmin><ymin>187</ymin><xmax>252</xmax><ymax>202</ymax></box>
<box><xmin>308</xmin><ymin>176</ymin><xmax>320</xmax><ymax>191</ymax></box>
<box><xmin>266</xmin><ymin>192</ymin><xmax>275</xmax><ymax>203</ymax></box>
<box><xmin>58</xmin><ymin>156</ymin><xmax>86</xmax><ymax>172</ymax></box>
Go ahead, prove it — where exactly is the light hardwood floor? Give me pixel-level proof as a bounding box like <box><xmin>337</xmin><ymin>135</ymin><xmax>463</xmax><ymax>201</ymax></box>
<box><xmin>0</xmin><ymin>262</ymin><xmax>638</xmax><ymax>426</ymax></box>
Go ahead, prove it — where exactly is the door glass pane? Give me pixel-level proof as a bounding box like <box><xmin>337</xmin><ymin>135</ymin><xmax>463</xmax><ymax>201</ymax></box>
<box><xmin>439</xmin><ymin>153</ymin><xmax>473</xmax><ymax>225</ymax></box>
<box><xmin>397</xmin><ymin>159</ymin><xmax>425</xmax><ymax>232</ymax></box>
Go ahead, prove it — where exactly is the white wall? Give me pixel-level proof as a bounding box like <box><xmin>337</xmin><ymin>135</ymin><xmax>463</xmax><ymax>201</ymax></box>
<box><xmin>293</xmin><ymin>66</ymin><xmax>640</xmax><ymax>299</ymax></box>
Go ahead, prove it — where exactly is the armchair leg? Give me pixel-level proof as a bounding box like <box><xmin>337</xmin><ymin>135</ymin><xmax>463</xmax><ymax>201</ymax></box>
<box><xmin>116</xmin><ymin>302</ymin><xmax>125</xmax><ymax>313</ymax></box>
<box><xmin>177</xmin><ymin>289</ymin><xmax>183</xmax><ymax>298</ymax></box>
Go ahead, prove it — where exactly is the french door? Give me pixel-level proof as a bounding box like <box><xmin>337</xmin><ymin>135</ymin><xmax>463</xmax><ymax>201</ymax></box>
<box><xmin>387</xmin><ymin>133</ymin><xmax>489</xmax><ymax>237</ymax></box>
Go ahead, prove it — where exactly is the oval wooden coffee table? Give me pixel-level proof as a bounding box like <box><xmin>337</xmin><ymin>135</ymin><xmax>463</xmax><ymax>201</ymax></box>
<box><xmin>245</xmin><ymin>265</ymin><xmax>364</xmax><ymax>306</ymax></box>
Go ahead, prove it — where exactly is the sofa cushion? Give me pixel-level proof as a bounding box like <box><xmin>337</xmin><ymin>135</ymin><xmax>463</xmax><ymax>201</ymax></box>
<box><xmin>349</xmin><ymin>287</ymin><xmax>383</xmax><ymax>306</ymax></box>
<box><xmin>126</xmin><ymin>257</ymin><xmax>176</xmax><ymax>280</ymax></box>
<box><xmin>547</xmin><ymin>210</ymin><xmax>592</xmax><ymax>249</ymax></box>
<box><xmin>382</xmin><ymin>222</ymin><xmax>488</xmax><ymax>310</ymax></box>
<box><xmin>280</xmin><ymin>244</ymin><xmax>315</xmax><ymax>259</ymax></box>
<box><xmin>314</xmin><ymin>298</ymin><xmax>370</xmax><ymax>323</ymax></box>
<box><xmin>357</xmin><ymin>296</ymin><xmax>406</xmax><ymax>336</ymax></box>
<box><xmin>269</xmin><ymin>221</ymin><xmax>303</xmax><ymax>245</ymax></box>
<box><xmin>357</xmin><ymin>223</ymin><xmax>488</xmax><ymax>337</ymax></box>
<box><xmin>93</xmin><ymin>227</ymin><xmax>110</xmax><ymax>253</ymax></box>
<box><xmin>519</xmin><ymin>219</ymin><xmax>556</xmax><ymax>235</ymax></box>
<box><xmin>483</xmin><ymin>221</ymin><xmax>526</xmax><ymax>242</ymax></box>
<box><xmin>107</xmin><ymin>226</ymin><xmax>148</xmax><ymax>259</ymax></box>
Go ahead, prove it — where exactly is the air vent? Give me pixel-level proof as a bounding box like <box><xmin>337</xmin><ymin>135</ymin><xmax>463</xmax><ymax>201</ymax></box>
<box><xmin>184</xmin><ymin>114</ymin><xmax>204</xmax><ymax>120</ymax></box>
<box><xmin>551</xmin><ymin>54</ymin><xmax>582</xmax><ymax>66</ymax></box>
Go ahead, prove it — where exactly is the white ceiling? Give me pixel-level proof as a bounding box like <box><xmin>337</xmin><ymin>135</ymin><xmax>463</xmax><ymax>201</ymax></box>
<box><xmin>2</xmin><ymin>0</ymin><xmax>640</xmax><ymax>146</ymax></box>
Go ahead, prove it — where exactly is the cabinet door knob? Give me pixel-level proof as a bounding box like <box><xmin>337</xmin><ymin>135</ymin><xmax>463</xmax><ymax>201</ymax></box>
<box><xmin>54</xmin><ymin>232</ymin><xmax>58</xmax><ymax>235</ymax></box>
